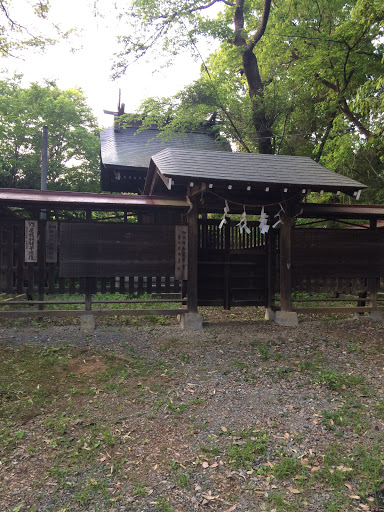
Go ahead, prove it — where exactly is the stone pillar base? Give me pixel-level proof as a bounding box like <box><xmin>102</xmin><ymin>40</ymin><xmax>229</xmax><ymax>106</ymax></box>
<box><xmin>265</xmin><ymin>308</ymin><xmax>276</xmax><ymax>321</ymax></box>
<box><xmin>370</xmin><ymin>310</ymin><xmax>383</xmax><ymax>323</ymax></box>
<box><xmin>275</xmin><ymin>311</ymin><xmax>298</xmax><ymax>327</ymax></box>
<box><xmin>81</xmin><ymin>314</ymin><xmax>95</xmax><ymax>333</ymax></box>
<box><xmin>179</xmin><ymin>312</ymin><xmax>203</xmax><ymax>330</ymax></box>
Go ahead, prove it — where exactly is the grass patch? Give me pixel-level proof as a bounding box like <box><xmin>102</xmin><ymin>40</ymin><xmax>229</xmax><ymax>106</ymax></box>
<box><xmin>316</xmin><ymin>369</ymin><xmax>365</xmax><ymax>391</ymax></box>
<box><xmin>227</xmin><ymin>429</ymin><xmax>268</xmax><ymax>469</ymax></box>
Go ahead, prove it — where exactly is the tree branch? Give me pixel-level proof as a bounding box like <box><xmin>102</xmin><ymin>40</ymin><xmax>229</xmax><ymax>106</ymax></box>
<box><xmin>314</xmin><ymin>74</ymin><xmax>339</xmax><ymax>92</ymax></box>
<box><xmin>246</xmin><ymin>0</ymin><xmax>272</xmax><ymax>52</ymax></box>
<box><xmin>314</xmin><ymin>113</ymin><xmax>337</xmax><ymax>162</ymax></box>
<box><xmin>339</xmin><ymin>99</ymin><xmax>373</xmax><ymax>140</ymax></box>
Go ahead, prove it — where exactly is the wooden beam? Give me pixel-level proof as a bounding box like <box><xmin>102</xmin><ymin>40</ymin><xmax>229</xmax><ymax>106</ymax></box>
<box><xmin>187</xmin><ymin>198</ymin><xmax>199</xmax><ymax>313</ymax></box>
<box><xmin>0</xmin><ymin>308</ymin><xmax>187</xmax><ymax>319</ymax></box>
<box><xmin>279</xmin><ymin>210</ymin><xmax>293</xmax><ymax>311</ymax></box>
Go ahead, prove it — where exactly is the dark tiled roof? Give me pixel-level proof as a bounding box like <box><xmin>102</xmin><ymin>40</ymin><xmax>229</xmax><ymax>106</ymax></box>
<box><xmin>100</xmin><ymin>126</ymin><xmax>231</xmax><ymax>169</ymax></box>
<box><xmin>150</xmin><ymin>148</ymin><xmax>366</xmax><ymax>191</ymax></box>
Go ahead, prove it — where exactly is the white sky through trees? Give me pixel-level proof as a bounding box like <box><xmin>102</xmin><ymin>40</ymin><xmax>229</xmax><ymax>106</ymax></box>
<box><xmin>1</xmin><ymin>0</ymin><xmax>210</xmax><ymax>127</ymax></box>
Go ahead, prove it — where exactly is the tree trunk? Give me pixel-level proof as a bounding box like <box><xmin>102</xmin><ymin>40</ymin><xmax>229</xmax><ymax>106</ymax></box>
<box><xmin>235</xmin><ymin>0</ymin><xmax>273</xmax><ymax>154</ymax></box>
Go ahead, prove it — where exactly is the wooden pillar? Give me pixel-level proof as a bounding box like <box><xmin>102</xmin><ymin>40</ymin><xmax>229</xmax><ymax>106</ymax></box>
<box><xmin>224</xmin><ymin>220</ymin><xmax>231</xmax><ymax>310</ymax></box>
<box><xmin>279</xmin><ymin>211</ymin><xmax>293</xmax><ymax>312</ymax></box>
<box><xmin>38</xmin><ymin>220</ymin><xmax>46</xmax><ymax>312</ymax></box>
<box><xmin>187</xmin><ymin>199</ymin><xmax>199</xmax><ymax>313</ymax></box>
<box><xmin>267</xmin><ymin>230</ymin><xmax>273</xmax><ymax>309</ymax></box>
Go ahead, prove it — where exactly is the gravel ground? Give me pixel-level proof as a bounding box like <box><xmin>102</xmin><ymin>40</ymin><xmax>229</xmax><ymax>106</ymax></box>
<box><xmin>1</xmin><ymin>308</ymin><xmax>384</xmax><ymax>512</ymax></box>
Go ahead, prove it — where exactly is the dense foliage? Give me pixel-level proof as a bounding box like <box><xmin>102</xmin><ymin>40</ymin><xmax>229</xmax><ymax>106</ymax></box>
<box><xmin>114</xmin><ymin>0</ymin><xmax>384</xmax><ymax>202</ymax></box>
<box><xmin>0</xmin><ymin>77</ymin><xmax>101</xmax><ymax>191</ymax></box>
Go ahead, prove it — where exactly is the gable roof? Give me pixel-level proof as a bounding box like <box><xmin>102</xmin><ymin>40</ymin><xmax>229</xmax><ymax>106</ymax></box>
<box><xmin>100</xmin><ymin>126</ymin><xmax>231</xmax><ymax>170</ymax></box>
<box><xmin>147</xmin><ymin>148</ymin><xmax>366</xmax><ymax>195</ymax></box>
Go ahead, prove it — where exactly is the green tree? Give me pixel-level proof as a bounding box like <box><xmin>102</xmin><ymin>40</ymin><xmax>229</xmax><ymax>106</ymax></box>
<box><xmin>0</xmin><ymin>76</ymin><xmax>101</xmax><ymax>192</ymax></box>
<box><xmin>113</xmin><ymin>0</ymin><xmax>383</xmax><ymax>200</ymax></box>
<box><xmin>0</xmin><ymin>0</ymin><xmax>54</xmax><ymax>57</ymax></box>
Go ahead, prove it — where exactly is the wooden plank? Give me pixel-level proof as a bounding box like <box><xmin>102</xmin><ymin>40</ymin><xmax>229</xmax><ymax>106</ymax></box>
<box><xmin>59</xmin><ymin>223</ymin><xmax>176</xmax><ymax>277</ymax></box>
<box><xmin>0</xmin><ymin>308</ymin><xmax>187</xmax><ymax>318</ymax></box>
<box><xmin>293</xmin><ymin>306</ymin><xmax>384</xmax><ymax>314</ymax></box>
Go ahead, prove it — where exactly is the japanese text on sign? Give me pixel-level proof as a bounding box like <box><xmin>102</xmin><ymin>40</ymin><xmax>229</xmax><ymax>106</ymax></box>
<box><xmin>175</xmin><ymin>226</ymin><xmax>188</xmax><ymax>280</ymax></box>
<box><xmin>25</xmin><ymin>220</ymin><xmax>38</xmax><ymax>262</ymax></box>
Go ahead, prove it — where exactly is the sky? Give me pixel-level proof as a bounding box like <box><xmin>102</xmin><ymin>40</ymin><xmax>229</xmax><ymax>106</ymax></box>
<box><xmin>1</xmin><ymin>0</ymin><xmax>211</xmax><ymax>127</ymax></box>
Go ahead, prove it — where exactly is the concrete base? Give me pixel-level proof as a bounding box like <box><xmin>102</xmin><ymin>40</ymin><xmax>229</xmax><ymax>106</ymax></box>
<box><xmin>275</xmin><ymin>311</ymin><xmax>299</xmax><ymax>327</ymax></box>
<box><xmin>370</xmin><ymin>310</ymin><xmax>383</xmax><ymax>323</ymax></box>
<box><xmin>265</xmin><ymin>308</ymin><xmax>276</xmax><ymax>321</ymax></box>
<box><xmin>81</xmin><ymin>314</ymin><xmax>95</xmax><ymax>333</ymax></box>
<box><xmin>179</xmin><ymin>312</ymin><xmax>203</xmax><ymax>330</ymax></box>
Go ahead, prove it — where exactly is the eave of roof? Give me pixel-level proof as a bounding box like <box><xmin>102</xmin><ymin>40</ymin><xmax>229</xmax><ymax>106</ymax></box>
<box><xmin>146</xmin><ymin>148</ymin><xmax>366</xmax><ymax>196</ymax></box>
<box><xmin>0</xmin><ymin>189</ymin><xmax>189</xmax><ymax>211</ymax></box>
<box><xmin>301</xmin><ymin>203</ymin><xmax>384</xmax><ymax>219</ymax></box>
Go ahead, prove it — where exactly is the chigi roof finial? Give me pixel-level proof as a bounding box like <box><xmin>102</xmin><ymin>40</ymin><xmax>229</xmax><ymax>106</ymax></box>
<box><xmin>103</xmin><ymin>89</ymin><xmax>125</xmax><ymax>132</ymax></box>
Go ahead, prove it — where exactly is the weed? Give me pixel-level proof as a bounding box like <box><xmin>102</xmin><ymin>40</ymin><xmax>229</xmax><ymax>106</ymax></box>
<box><xmin>276</xmin><ymin>366</ymin><xmax>293</xmax><ymax>379</ymax></box>
<box><xmin>266</xmin><ymin>492</ymin><xmax>299</xmax><ymax>512</ymax></box>
<box><xmin>322</xmin><ymin>401</ymin><xmax>368</xmax><ymax>433</ymax></box>
<box><xmin>169</xmin><ymin>460</ymin><xmax>190</xmax><ymax>488</ymax></box>
<box><xmin>133</xmin><ymin>482</ymin><xmax>147</xmax><ymax>497</ymax></box>
<box><xmin>316</xmin><ymin>370</ymin><xmax>365</xmax><ymax>391</ymax></box>
<box><xmin>257</xmin><ymin>344</ymin><xmax>271</xmax><ymax>361</ymax></box>
<box><xmin>200</xmin><ymin>443</ymin><xmax>221</xmax><ymax>456</ymax></box>
<box><xmin>180</xmin><ymin>354</ymin><xmax>191</xmax><ymax>364</ymax></box>
<box><xmin>228</xmin><ymin>430</ymin><xmax>268</xmax><ymax>469</ymax></box>
<box><xmin>156</xmin><ymin>497</ymin><xmax>173</xmax><ymax>511</ymax></box>
<box><xmin>272</xmin><ymin>456</ymin><xmax>304</xmax><ymax>479</ymax></box>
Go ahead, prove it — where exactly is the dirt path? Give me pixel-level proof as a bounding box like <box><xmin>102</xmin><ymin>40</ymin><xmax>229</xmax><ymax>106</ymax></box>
<box><xmin>1</xmin><ymin>308</ymin><xmax>384</xmax><ymax>512</ymax></box>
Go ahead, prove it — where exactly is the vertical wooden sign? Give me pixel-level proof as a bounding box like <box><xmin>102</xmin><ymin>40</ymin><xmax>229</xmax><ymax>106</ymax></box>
<box><xmin>46</xmin><ymin>221</ymin><xmax>58</xmax><ymax>263</ymax></box>
<box><xmin>175</xmin><ymin>226</ymin><xmax>188</xmax><ymax>280</ymax></box>
<box><xmin>25</xmin><ymin>220</ymin><xmax>38</xmax><ymax>262</ymax></box>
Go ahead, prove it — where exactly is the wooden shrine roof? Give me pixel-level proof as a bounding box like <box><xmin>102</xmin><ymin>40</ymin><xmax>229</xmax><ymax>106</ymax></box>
<box><xmin>146</xmin><ymin>148</ymin><xmax>366</xmax><ymax>195</ymax></box>
<box><xmin>100</xmin><ymin>126</ymin><xmax>231</xmax><ymax>170</ymax></box>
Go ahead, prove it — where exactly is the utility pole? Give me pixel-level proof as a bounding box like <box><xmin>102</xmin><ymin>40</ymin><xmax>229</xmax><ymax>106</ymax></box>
<box><xmin>41</xmin><ymin>125</ymin><xmax>48</xmax><ymax>191</ymax></box>
<box><xmin>40</xmin><ymin>125</ymin><xmax>48</xmax><ymax>221</ymax></box>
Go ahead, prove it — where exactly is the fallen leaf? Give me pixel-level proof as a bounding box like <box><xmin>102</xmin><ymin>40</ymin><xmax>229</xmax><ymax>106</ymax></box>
<box><xmin>221</xmin><ymin>426</ymin><xmax>228</xmax><ymax>432</ymax></box>
<box><xmin>202</xmin><ymin>461</ymin><xmax>209</xmax><ymax>468</ymax></box>
<box><xmin>311</xmin><ymin>466</ymin><xmax>321</xmax><ymax>472</ymax></box>
<box><xmin>288</xmin><ymin>488</ymin><xmax>301</xmax><ymax>494</ymax></box>
<box><xmin>337</xmin><ymin>465</ymin><xmax>353</xmax><ymax>472</ymax></box>
<box><xmin>284</xmin><ymin>432</ymin><xmax>290</xmax><ymax>439</ymax></box>
<box><xmin>359</xmin><ymin>505</ymin><xmax>370</xmax><ymax>511</ymax></box>
<box><xmin>210</xmin><ymin>462</ymin><xmax>218</xmax><ymax>468</ymax></box>
<box><xmin>349</xmin><ymin>495</ymin><xmax>361</xmax><ymax>500</ymax></box>
<box><xmin>345</xmin><ymin>483</ymin><xmax>353</xmax><ymax>491</ymax></box>
<box><xmin>202</xmin><ymin>492</ymin><xmax>219</xmax><ymax>501</ymax></box>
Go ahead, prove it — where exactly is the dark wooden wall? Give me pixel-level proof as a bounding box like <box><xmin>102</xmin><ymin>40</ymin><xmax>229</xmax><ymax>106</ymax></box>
<box><xmin>292</xmin><ymin>228</ymin><xmax>384</xmax><ymax>293</ymax></box>
<box><xmin>0</xmin><ymin>221</ymin><xmax>181</xmax><ymax>297</ymax></box>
